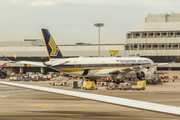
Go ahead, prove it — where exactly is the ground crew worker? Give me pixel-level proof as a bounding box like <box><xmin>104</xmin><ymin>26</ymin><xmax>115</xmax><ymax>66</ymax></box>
<box><xmin>82</xmin><ymin>78</ymin><xmax>84</xmax><ymax>84</ymax></box>
<box><xmin>173</xmin><ymin>77</ymin><xmax>175</xmax><ymax>82</ymax></box>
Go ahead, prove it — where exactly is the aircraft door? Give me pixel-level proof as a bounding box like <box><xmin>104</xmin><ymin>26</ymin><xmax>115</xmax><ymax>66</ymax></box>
<box><xmin>102</xmin><ymin>61</ymin><xmax>106</xmax><ymax>68</ymax></box>
<box><xmin>74</xmin><ymin>61</ymin><xmax>77</xmax><ymax>70</ymax></box>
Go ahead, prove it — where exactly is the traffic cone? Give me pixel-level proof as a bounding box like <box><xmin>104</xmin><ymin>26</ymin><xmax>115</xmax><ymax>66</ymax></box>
<box><xmin>174</xmin><ymin>86</ymin><xmax>175</xmax><ymax>88</ymax></box>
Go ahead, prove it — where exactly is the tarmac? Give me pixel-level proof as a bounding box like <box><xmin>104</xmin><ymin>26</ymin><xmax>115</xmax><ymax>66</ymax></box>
<box><xmin>0</xmin><ymin>78</ymin><xmax>180</xmax><ymax>120</ymax></box>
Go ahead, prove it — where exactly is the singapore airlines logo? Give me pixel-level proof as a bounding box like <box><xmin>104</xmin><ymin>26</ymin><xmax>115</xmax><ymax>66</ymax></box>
<box><xmin>48</xmin><ymin>36</ymin><xmax>59</xmax><ymax>56</ymax></box>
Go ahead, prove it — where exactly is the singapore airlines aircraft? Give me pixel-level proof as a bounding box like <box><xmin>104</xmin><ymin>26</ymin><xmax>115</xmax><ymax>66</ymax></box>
<box><xmin>3</xmin><ymin>29</ymin><xmax>168</xmax><ymax>80</ymax></box>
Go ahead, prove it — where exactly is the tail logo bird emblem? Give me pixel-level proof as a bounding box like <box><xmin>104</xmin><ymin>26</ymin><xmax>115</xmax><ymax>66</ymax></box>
<box><xmin>48</xmin><ymin>36</ymin><xmax>59</xmax><ymax>56</ymax></box>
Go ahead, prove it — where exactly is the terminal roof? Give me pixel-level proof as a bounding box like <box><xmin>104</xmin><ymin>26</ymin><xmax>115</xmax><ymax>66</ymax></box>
<box><xmin>129</xmin><ymin>22</ymin><xmax>180</xmax><ymax>32</ymax></box>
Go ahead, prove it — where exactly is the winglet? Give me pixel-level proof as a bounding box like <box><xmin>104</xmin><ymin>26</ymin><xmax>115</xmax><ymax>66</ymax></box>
<box><xmin>3</xmin><ymin>63</ymin><xmax>7</xmax><ymax>67</ymax></box>
<box><xmin>3</xmin><ymin>55</ymin><xmax>15</xmax><ymax>63</ymax></box>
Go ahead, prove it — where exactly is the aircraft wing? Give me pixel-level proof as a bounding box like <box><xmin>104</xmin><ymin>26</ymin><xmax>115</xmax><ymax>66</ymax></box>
<box><xmin>109</xmin><ymin>63</ymin><xmax>169</xmax><ymax>74</ymax></box>
<box><xmin>109</xmin><ymin>68</ymin><xmax>131</xmax><ymax>74</ymax></box>
<box><xmin>0</xmin><ymin>81</ymin><xmax>180</xmax><ymax>115</ymax></box>
<box><xmin>3</xmin><ymin>55</ymin><xmax>45</xmax><ymax>67</ymax></box>
<box><xmin>16</xmin><ymin>61</ymin><xmax>45</xmax><ymax>67</ymax></box>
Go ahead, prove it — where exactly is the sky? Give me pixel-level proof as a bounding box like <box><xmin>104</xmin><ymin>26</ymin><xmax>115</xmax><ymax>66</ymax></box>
<box><xmin>0</xmin><ymin>0</ymin><xmax>180</xmax><ymax>44</ymax></box>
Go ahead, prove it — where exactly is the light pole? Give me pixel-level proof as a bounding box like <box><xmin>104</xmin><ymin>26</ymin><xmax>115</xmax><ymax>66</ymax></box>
<box><xmin>94</xmin><ymin>23</ymin><xmax>104</xmax><ymax>57</ymax></box>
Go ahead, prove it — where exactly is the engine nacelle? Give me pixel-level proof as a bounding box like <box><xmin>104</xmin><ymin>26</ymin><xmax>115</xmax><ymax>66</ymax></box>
<box><xmin>136</xmin><ymin>69</ymin><xmax>154</xmax><ymax>80</ymax></box>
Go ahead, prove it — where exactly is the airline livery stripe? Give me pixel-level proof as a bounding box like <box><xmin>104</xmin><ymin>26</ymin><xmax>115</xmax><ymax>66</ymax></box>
<box><xmin>52</xmin><ymin>63</ymin><xmax>151</xmax><ymax>67</ymax></box>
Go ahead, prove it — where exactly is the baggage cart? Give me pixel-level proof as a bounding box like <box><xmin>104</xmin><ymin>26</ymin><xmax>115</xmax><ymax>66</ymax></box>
<box><xmin>73</xmin><ymin>81</ymin><xmax>81</xmax><ymax>89</ymax></box>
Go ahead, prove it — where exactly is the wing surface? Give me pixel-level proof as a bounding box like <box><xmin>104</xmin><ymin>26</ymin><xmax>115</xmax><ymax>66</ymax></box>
<box><xmin>3</xmin><ymin>55</ymin><xmax>45</xmax><ymax>67</ymax></box>
<box><xmin>17</xmin><ymin>61</ymin><xmax>45</xmax><ymax>67</ymax></box>
<box><xmin>109</xmin><ymin>63</ymin><xmax>169</xmax><ymax>74</ymax></box>
<box><xmin>0</xmin><ymin>81</ymin><xmax>180</xmax><ymax>115</ymax></box>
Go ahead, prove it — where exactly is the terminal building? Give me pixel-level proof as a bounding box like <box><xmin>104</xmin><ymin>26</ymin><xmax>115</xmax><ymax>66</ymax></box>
<box><xmin>1</xmin><ymin>13</ymin><xmax>180</xmax><ymax>78</ymax></box>
<box><xmin>125</xmin><ymin>13</ymin><xmax>180</xmax><ymax>78</ymax></box>
<box><xmin>0</xmin><ymin>40</ymin><xmax>125</xmax><ymax>75</ymax></box>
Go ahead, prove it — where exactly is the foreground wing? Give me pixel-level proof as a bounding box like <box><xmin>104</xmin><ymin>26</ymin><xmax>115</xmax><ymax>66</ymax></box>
<box><xmin>0</xmin><ymin>81</ymin><xmax>179</xmax><ymax>115</ymax></box>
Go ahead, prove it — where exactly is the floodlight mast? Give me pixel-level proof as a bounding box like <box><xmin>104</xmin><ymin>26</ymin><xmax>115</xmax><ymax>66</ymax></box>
<box><xmin>94</xmin><ymin>23</ymin><xmax>104</xmax><ymax>57</ymax></box>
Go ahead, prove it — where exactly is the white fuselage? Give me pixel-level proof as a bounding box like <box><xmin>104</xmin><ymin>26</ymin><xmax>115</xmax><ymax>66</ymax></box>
<box><xmin>49</xmin><ymin>57</ymin><xmax>154</xmax><ymax>78</ymax></box>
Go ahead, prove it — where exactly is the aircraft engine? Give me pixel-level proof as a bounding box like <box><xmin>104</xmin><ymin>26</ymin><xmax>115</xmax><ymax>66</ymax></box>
<box><xmin>136</xmin><ymin>69</ymin><xmax>154</xmax><ymax>80</ymax></box>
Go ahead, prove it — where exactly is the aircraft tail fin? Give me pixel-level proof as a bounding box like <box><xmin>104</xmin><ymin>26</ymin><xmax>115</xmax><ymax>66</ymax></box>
<box><xmin>3</xmin><ymin>55</ymin><xmax>15</xmax><ymax>63</ymax></box>
<box><xmin>41</xmin><ymin>29</ymin><xmax>64</xmax><ymax>59</ymax></box>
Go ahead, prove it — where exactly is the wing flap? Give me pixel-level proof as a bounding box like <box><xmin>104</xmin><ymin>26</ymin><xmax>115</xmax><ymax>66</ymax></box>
<box><xmin>109</xmin><ymin>68</ymin><xmax>131</xmax><ymax>74</ymax></box>
<box><xmin>109</xmin><ymin>63</ymin><xmax>169</xmax><ymax>74</ymax></box>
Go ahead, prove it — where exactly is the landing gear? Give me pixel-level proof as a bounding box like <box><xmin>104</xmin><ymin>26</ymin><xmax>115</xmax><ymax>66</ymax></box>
<box><xmin>114</xmin><ymin>78</ymin><xmax>124</xmax><ymax>84</ymax></box>
<box><xmin>85</xmin><ymin>77</ymin><xmax>97</xmax><ymax>85</ymax></box>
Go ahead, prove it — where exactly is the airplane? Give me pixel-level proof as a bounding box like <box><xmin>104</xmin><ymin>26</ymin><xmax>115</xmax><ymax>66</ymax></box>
<box><xmin>3</xmin><ymin>29</ymin><xmax>169</xmax><ymax>81</ymax></box>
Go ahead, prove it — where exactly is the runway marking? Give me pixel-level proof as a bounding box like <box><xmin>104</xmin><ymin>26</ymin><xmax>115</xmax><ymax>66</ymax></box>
<box><xmin>0</xmin><ymin>81</ymin><xmax>180</xmax><ymax>115</ymax></box>
<box><xmin>0</xmin><ymin>95</ymin><xmax>9</xmax><ymax>98</ymax></box>
<box><xmin>43</xmin><ymin>106</ymin><xmax>54</xmax><ymax>108</ymax></box>
<box><xmin>30</xmin><ymin>104</ymin><xmax>55</xmax><ymax>109</ymax></box>
<box><xmin>30</xmin><ymin>104</ymin><xmax>54</xmax><ymax>106</ymax></box>
<box><xmin>81</xmin><ymin>103</ymin><xmax>89</xmax><ymax>105</ymax></box>
<box><xmin>30</xmin><ymin>104</ymin><xmax>43</xmax><ymax>106</ymax></box>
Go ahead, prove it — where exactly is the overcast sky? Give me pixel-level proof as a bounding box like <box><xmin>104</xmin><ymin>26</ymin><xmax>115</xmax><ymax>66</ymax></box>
<box><xmin>0</xmin><ymin>0</ymin><xmax>180</xmax><ymax>44</ymax></box>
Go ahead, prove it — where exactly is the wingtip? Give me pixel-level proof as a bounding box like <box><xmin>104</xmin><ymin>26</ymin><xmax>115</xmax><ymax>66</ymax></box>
<box><xmin>3</xmin><ymin>63</ymin><xmax>7</xmax><ymax>67</ymax></box>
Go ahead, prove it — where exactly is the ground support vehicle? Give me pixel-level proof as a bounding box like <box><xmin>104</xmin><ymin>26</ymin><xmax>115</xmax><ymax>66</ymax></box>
<box><xmin>146</xmin><ymin>76</ymin><xmax>163</xmax><ymax>85</ymax></box>
<box><xmin>106</xmin><ymin>87</ymin><xmax>117</xmax><ymax>90</ymax></box>
<box><xmin>23</xmin><ymin>77</ymin><xmax>31</xmax><ymax>82</ymax></box>
<box><xmin>0</xmin><ymin>68</ymin><xmax>7</xmax><ymax>79</ymax></box>
<box><xmin>49</xmin><ymin>77</ymin><xmax>70</xmax><ymax>86</ymax></box>
<box><xmin>73</xmin><ymin>86</ymin><xmax>81</xmax><ymax>89</ymax></box>
<box><xmin>97</xmin><ymin>81</ymin><xmax>111</xmax><ymax>86</ymax></box>
<box><xmin>31</xmin><ymin>75</ymin><xmax>44</xmax><ymax>81</ymax></box>
<box><xmin>9</xmin><ymin>76</ymin><xmax>21</xmax><ymax>81</ymax></box>
<box><xmin>32</xmin><ymin>76</ymin><xmax>40</xmax><ymax>82</ymax></box>
<box><xmin>73</xmin><ymin>81</ymin><xmax>81</xmax><ymax>89</ymax></box>
<box><xmin>106</xmin><ymin>83</ymin><xmax>118</xmax><ymax>90</ymax></box>
<box><xmin>162</xmin><ymin>80</ymin><xmax>169</xmax><ymax>83</ymax></box>
<box><xmin>132</xmin><ymin>87</ymin><xmax>145</xmax><ymax>90</ymax></box>
<box><xmin>118</xmin><ymin>82</ymin><xmax>132</xmax><ymax>90</ymax></box>
<box><xmin>83</xmin><ymin>81</ymin><xmax>98</xmax><ymax>90</ymax></box>
<box><xmin>0</xmin><ymin>71</ymin><xmax>6</xmax><ymax>79</ymax></box>
<box><xmin>50</xmin><ymin>81</ymin><xmax>61</xmax><ymax>86</ymax></box>
<box><xmin>106</xmin><ymin>82</ymin><xmax>132</xmax><ymax>90</ymax></box>
<box><xmin>132</xmin><ymin>81</ymin><xmax>146</xmax><ymax>90</ymax></box>
<box><xmin>84</xmin><ymin>87</ymin><xmax>98</xmax><ymax>90</ymax></box>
